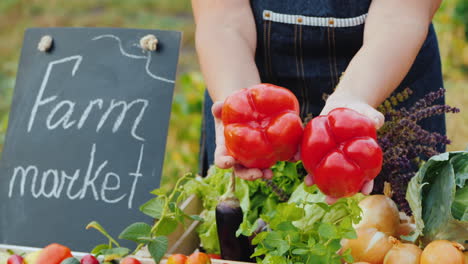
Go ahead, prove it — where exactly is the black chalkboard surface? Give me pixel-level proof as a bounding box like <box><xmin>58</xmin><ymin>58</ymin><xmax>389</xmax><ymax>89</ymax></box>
<box><xmin>0</xmin><ymin>28</ymin><xmax>181</xmax><ymax>252</ymax></box>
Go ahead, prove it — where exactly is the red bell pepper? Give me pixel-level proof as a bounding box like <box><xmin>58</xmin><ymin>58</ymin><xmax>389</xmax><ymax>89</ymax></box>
<box><xmin>222</xmin><ymin>83</ymin><xmax>303</xmax><ymax>169</ymax></box>
<box><xmin>301</xmin><ymin>108</ymin><xmax>383</xmax><ymax>198</ymax></box>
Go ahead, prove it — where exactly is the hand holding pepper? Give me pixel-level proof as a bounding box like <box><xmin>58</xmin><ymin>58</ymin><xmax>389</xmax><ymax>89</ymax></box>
<box><xmin>212</xmin><ymin>101</ymin><xmax>274</xmax><ymax>180</ymax></box>
<box><xmin>314</xmin><ymin>91</ymin><xmax>385</xmax><ymax>203</ymax></box>
<box><xmin>213</xmin><ymin>83</ymin><xmax>303</xmax><ymax>180</ymax></box>
<box><xmin>302</xmin><ymin>107</ymin><xmax>383</xmax><ymax>203</ymax></box>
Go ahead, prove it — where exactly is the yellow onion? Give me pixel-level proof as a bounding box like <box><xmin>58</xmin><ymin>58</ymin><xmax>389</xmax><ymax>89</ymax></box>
<box><xmin>341</xmin><ymin>227</ymin><xmax>393</xmax><ymax>264</ymax></box>
<box><xmin>354</xmin><ymin>195</ymin><xmax>400</xmax><ymax>236</ymax></box>
<box><xmin>383</xmin><ymin>236</ymin><xmax>422</xmax><ymax>264</ymax></box>
<box><xmin>420</xmin><ymin>240</ymin><xmax>465</xmax><ymax>264</ymax></box>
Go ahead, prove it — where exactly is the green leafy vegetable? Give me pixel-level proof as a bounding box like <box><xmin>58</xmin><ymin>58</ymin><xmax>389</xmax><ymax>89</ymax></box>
<box><xmin>250</xmin><ymin>184</ymin><xmax>362</xmax><ymax>264</ymax></box>
<box><xmin>406</xmin><ymin>151</ymin><xmax>468</xmax><ymax>247</ymax></box>
<box><xmin>453</xmin><ymin>186</ymin><xmax>468</xmax><ymax>221</ymax></box>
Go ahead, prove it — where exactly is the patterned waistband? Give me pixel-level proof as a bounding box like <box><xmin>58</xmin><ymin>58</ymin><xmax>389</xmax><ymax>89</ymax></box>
<box><xmin>263</xmin><ymin>10</ymin><xmax>367</xmax><ymax>27</ymax></box>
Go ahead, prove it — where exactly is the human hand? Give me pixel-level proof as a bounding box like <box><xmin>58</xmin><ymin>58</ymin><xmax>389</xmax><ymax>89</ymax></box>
<box><xmin>321</xmin><ymin>91</ymin><xmax>385</xmax><ymax>129</ymax></box>
<box><xmin>211</xmin><ymin>101</ymin><xmax>273</xmax><ymax>181</ymax></box>
<box><xmin>306</xmin><ymin>91</ymin><xmax>384</xmax><ymax>203</ymax></box>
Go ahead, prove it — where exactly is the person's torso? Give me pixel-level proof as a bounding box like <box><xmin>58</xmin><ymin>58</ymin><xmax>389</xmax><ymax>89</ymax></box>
<box><xmin>250</xmin><ymin>0</ymin><xmax>441</xmax><ymax>118</ymax></box>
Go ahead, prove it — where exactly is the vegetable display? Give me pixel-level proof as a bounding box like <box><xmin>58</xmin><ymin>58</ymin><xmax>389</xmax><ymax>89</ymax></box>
<box><xmin>3</xmin><ymin>85</ymin><xmax>462</xmax><ymax>264</ymax></box>
<box><xmin>301</xmin><ymin>108</ymin><xmax>383</xmax><ymax>198</ymax></box>
<box><xmin>221</xmin><ymin>83</ymin><xmax>303</xmax><ymax>168</ymax></box>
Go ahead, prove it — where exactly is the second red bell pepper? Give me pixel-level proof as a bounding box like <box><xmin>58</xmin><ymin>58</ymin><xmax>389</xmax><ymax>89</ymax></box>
<box><xmin>301</xmin><ymin>108</ymin><xmax>383</xmax><ymax>198</ymax></box>
<box><xmin>222</xmin><ymin>83</ymin><xmax>303</xmax><ymax>169</ymax></box>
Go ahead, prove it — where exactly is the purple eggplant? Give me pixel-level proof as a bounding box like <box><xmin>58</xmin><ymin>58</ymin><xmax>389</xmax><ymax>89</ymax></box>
<box><xmin>215</xmin><ymin>174</ymin><xmax>253</xmax><ymax>261</ymax></box>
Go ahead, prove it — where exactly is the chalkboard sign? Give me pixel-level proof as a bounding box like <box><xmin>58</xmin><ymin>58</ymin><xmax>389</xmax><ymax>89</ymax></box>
<box><xmin>0</xmin><ymin>28</ymin><xmax>181</xmax><ymax>251</ymax></box>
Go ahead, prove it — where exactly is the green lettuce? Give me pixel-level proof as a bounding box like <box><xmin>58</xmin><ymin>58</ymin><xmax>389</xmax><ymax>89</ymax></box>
<box><xmin>406</xmin><ymin>151</ymin><xmax>468</xmax><ymax>247</ymax></box>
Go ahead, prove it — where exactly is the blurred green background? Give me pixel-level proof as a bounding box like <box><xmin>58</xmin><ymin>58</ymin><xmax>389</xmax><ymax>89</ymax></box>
<box><xmin>0</xmin><ymin>0</ymin><xmax>467</xmax><ymax>190</ymax></box>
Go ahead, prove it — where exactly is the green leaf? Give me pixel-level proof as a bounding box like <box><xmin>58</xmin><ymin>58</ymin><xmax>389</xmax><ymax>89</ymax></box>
<box><xmin>91</xmin><ymin>244</ymin><xmax>110</xmax><ymax>256</ymax></box>
<box><xmin>451</xmin><ymin>152</ymin><xmax>468</xmax><ymax>187</ymax></box>
<box><xmin>251</xmin><ymin>231</ymin><xmax>268</xmax><ymax>245</ymax></box>
<box><xmin>147</xmin><ymin>236</ymin><xmax>169</xmax><ymax>263</ymax></box>
<box><xmin>86</xmin><ymin>221</ymin><xmax>120</xmax><ymax>247</ymax></box>
<box><xmin>263</xmin><ymin>232</ymin><xmax>290</xmax><ymax>256</ymax></box>
<box><xmin>308</xmin><ymin>243</ymin><xmax>327</xmax><ymax>256</ymax></box>
<box><xmin>155</xmin><ymin>217</ymin><xmax>179</xmax><ymax>236</ymax></box>
<box><xmin>262</xmin><ymin>255</ymin><xmax>288</xmax><ymax>264</ymax></box>
<box><xmin>318</xmin><ymin>223</ymin><xmax>337</xmax><ymax>239</ymax></box>
<box><xmin>251</xmin><ymin>247</ymin><xmax>269</xmax><ymax>258</ymax></box>
<box><xmin>196</xmin><ymin>210</ymin><xmax>220</xmax><ymax>253</ymax></box>
<box><xmin>328</xmin><ymin>239</ymin><xmax>342</xmax><ymax>252</ymax></box>
<box><xmin>276</xmin><ymin>221</ymin><xmax>299</xmax><ymax>232</ymax></box>
<box><xmin>452</xmin><ymin>186</ymin><xmax>468</xmax><ymax>221</ymax></box>
<box><xmin>342</xmin><ymin>228</ymin><xmax>357</xmax><ymax>240</ymax></box>
<box><xmin>237</xmin><ymin>217</ymin><xmax>260</xmax><ymax>237</ymax></box>
<box><xmin>140</xmin><ymin>196</ymin><xmax>165</xmax><ymax>219</ymax></box>
<box><xmin>292</xmin><ymin>248</ymin><xmax>309</xmax><ymax>255</ymax></box>
<box><xmin>118</xmin><ymin>222</ymin><xmax>152</xmax><ymax>243</ymax></box>
<box><xmin>100</xmin><ymin>247</ymin><xmax>130</xmax><ymax>258</ymax></box>
<box><xmin>270</xmin><ymin>203</ymin><xmax>304</xmax><ymax>229</ymax></box>
<box><xmin>341</xmin><ymin>248</ymin><xmax>354</xmax><ymax>263</ymax></box>
<box><xmin>406</xmin><ymin>151</ymin><xmax>468</xmax><ymax>246</ymax></box>
<box><xmin>151</xmin><ymin>188</ymin><xmax>166</xmax><ymax>196</ymax></box>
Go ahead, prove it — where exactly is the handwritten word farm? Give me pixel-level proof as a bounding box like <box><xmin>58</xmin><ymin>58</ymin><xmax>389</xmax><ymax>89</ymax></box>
<box><xmin>7</xmin><ymin>55</ymin><xmax>148</xmax><ymax>209</ymax></box>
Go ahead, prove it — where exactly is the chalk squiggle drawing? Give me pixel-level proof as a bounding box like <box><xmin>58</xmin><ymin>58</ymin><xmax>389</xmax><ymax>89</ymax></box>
<box><xmin>92</xmin><ymin>34</ymin><xmax>175</xmax><ymax>84</ymax></box>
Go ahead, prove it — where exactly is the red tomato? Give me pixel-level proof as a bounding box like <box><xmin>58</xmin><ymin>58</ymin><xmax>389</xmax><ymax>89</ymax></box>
<box><xmin>36</xmin><ymin>243</ymin><xmax>73</xmax><ymax>264</ymax></box>
<box><xmin>80</xmin><ymin>254</ymin><xmax>99</xmax><ymax>264</ymax></box>
<box><xmin>166</xmin><ymin>254</ymin><xmax>188</xmax><ymax>264</ymax></box>
<box><xmin>120</xmin><ymin>257</ymin><xmax>141</xmax><ymax>264</ymax></box>
<box><xmin>301</xmin><ymin>108</ymin><xmax>383</xmax><ymax>198</ymax></box>
<box><xmin>7</xmin><ymin>255</ymin><xmax>24</xmax><ymax>264</ymax></box>
<box><xmin>186</xmin><ymin>252</ymin><xmax>211</xmax><ymax>264</ymax></box>
<box><xmin>222</xmin><ymin>83</ymin><xmax>303</xmax><ymax>168</ymax></box>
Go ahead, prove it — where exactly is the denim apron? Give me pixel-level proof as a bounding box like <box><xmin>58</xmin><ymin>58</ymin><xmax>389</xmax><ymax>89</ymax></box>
<box><xmin>199</xmin><ymin>0</ymin><xmax>446</xmax><ymax>176</ymax></box>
